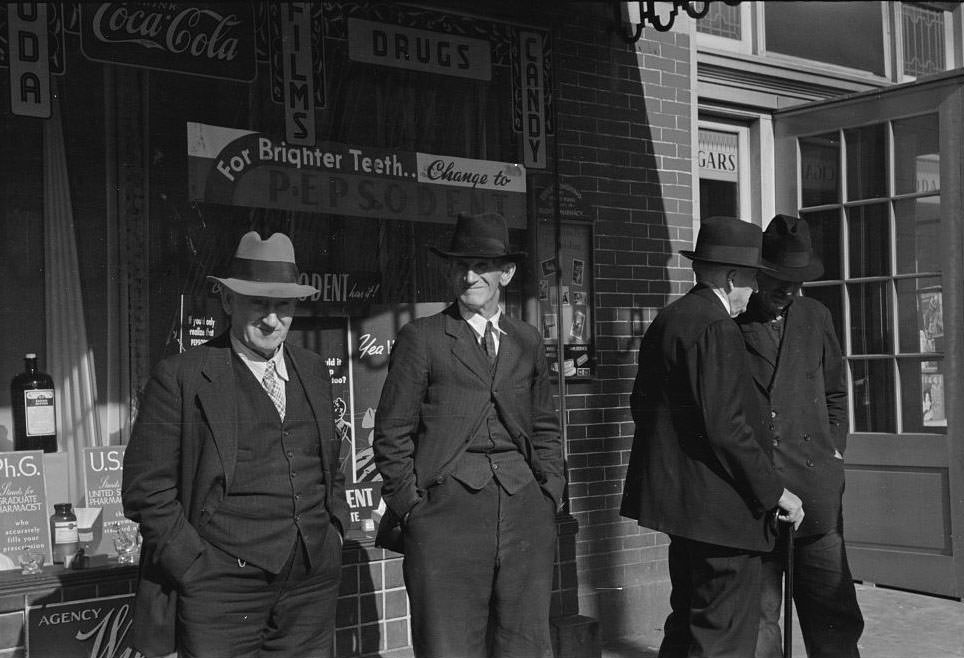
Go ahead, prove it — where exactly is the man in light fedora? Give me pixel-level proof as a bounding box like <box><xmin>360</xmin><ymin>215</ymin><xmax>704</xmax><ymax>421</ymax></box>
<box><xmin>374</xmin><ymin>212</ymin><xmax>564</xmax><ymax>658</ymax></box>
<box><xmin>620</xmin><ymin>216</ymin><xmax>805</xmax><ymax>657</ymax></box>
<box><xmin>123</xmin><ymin>231</ymin><xmax>349</xmax><ymax>658</ymax></box>
<box><xmin>737</xmin><ymin>215</ymin><xmax>863</xmax><ymax>657</ymax></box>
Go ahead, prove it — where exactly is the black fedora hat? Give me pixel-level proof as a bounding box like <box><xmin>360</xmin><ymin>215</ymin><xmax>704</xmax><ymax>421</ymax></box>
<box><xmin>680</xmin><ymin>216</ymin><xmax>771</xmax><ymax>270</ymax></box>
<box><xmin>207</xmin><ymin>231</ymin><xmax>319</xmax><ymax>298</ymax></box>
<box><xmin>761</xmin><ymin>214</ymin><xmax>824</xmax><ymax>282</ymax></box>
<box><xmin>430</xmin><ymin>212</ymin><xmax>526</xmax><ymax>261</ymax></box>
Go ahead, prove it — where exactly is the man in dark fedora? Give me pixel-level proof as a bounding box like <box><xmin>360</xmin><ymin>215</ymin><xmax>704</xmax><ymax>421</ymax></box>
<box><xmin>737</xmin><ymin>215</ymin><xmax>863</xmax><ymax>657</ymax></box>
<box><xmin>123</xmin><ymin>232</ymin><xmax>349</xmax><ymax>658</ymax></box>
<box><xmin>621</xmin><ymin>216</ymin><xmax>805</xmax><ymax>657</ymax></box>
<box><xmin>374</xmin><ymin>211</ymin><xmax>564</xmax><ymax>658</ymax></box>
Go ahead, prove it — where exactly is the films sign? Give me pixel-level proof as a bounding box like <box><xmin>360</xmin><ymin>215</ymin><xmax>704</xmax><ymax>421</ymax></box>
<box><xmin>80</xmin><ymin>2</ymin><xmax>256</xmax><ymax>81</ymax></box>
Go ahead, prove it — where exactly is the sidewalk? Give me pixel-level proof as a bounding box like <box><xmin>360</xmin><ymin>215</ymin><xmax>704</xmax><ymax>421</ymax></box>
<box><xmin>601</xmin><ymin>583</ymin><xmax>964</xmax><ymax>657</ymax></box>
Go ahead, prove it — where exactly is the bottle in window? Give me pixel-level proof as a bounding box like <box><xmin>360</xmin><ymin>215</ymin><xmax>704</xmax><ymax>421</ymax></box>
<box><xmin>11</xmin><ymin>353</ymin><xmax>58</xmax><ymax>453</ymax></box>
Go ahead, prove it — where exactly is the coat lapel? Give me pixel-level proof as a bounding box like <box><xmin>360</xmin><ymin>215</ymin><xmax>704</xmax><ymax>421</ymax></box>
<box><xmin>196</xmin><ymin>344</ymin><xmax>239</xmax><ymax>490</ymax></box>
<box><xmin>493</xmin><ymin>317</ymin><xmax>522</xmax><ymax>386</ymax></box>
<box><xmin>445</xmin><ymin>308</ymin><xmax>492</xmax><ymax>384</ymax></box>
<box><xmin>285</xmin><ymin>345</ymin><xmax>337</xmax><ymax>473</ymax></box>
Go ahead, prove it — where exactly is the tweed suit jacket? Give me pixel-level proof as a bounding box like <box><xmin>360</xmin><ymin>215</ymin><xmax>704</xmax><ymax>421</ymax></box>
<box><xmin>737</xmin><ymin>294</ymin><xmax>847</xmax><ymax>538</ymax></box>
<box><xmin>373</xmin><ymin>303</ymin><xmax>564</xmax><ymax>522</ymax></box>
<box><xmin>121</xmin><ymin>333</ymin><xmax>350</xmax><ymax>655</ymax></box>
<box><xmin>620</xmin><ymin>285</ymin><xmax>784</xmax><ymax>552</ymax></box>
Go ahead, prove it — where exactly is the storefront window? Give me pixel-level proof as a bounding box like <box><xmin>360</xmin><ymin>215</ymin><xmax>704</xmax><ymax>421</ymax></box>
<box><xmin>698</xmin><ymin>125</ymin><xmax>744</xmax><ymax>219</ymax></box>
<box><xmin>800</xmin><ymin>113</ymin><xmax>943</xmax><ymax>434</ymax></box>
<box><xmin>764</xmin><ymin>1</ymin><xmax>885</xmax><ymax>76</ymax></box>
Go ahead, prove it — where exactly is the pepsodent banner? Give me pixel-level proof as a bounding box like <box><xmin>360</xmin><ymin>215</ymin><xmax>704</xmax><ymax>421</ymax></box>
<box><xmin>187</xmin><ymin>122</ymin><xmax>527</xmax><ymax>227</ymax></box>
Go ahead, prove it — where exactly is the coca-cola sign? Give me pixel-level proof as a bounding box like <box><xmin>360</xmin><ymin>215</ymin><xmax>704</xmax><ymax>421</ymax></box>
<box><xmin>80</xmin><ymin>2</ymin><xmax>256</xmax><ymax>81</ymax></box>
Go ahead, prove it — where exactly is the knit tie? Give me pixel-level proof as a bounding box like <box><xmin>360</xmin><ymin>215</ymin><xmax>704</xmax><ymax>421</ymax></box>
<box><xmin>262</xmin><ymin>361</ymin><xmax>286</xmax><ymax>420</ymax></box>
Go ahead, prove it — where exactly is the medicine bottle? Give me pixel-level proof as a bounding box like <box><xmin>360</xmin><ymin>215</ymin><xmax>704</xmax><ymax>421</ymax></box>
<box><xmin>50</xmin><ymin>503</ymin><xmax>79</xmax><ymax>565</ymax></box>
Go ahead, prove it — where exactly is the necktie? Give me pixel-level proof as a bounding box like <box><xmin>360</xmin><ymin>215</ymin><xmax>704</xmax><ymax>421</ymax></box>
<box><xmin>262</xmin><ymin>362</ymin><xmax>286</xmax><ymax>420</ymax></box>
<box><xmin>482</xmin><ymin>321</ymin><xmax>497</xmax><ymax>364</ymax></box>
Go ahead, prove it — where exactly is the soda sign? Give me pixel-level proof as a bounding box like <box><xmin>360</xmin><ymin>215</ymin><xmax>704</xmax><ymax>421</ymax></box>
<box><xmin>80</xmin><ymin>2</ymin><xmax>256</xmax><ymax>81</ymax></box>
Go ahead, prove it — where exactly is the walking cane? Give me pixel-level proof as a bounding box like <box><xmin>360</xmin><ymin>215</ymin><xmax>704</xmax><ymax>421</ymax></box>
<box><xmin>783</xmin><ymin>521</ymin><xmax>795</xmax><ymax>658</ymax></box>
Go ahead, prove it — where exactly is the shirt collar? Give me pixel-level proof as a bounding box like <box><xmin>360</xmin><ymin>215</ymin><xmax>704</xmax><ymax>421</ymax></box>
<box><xmin>458</xmin><ymin>304</ymin><xmax>506</xmax><ymax>338</ymax></box>
<box><xmin>230</xmin><ymin>333</ymin><xmax>289</xmax><ymax>381</ymax></box>
<box><xmin>710</xmin><ymin>287</ymin><xmax>733</xmax><ymax>317</ymax></box>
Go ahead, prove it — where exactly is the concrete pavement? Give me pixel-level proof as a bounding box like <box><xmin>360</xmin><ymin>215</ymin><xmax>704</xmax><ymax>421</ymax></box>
<box><xmin>601</xmin><ymin>583</ymin><xmax>964</xmax><ymax>657</ymax></box>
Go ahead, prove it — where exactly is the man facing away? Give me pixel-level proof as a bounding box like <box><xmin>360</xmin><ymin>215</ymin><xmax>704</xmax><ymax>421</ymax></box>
<box><xmin>621</xmin><ymin>216</ymin><xmax>805</xmax><ymax>658</ymax></box>
<box><xmin>374</xmin><ymin>211</ymin><xmax>565</xmax><ymax>658</ymax></box>
<box><xmin>122</xmin><ymin>232</ymin><xmax>349</xmax><ymax>658</ymax></box>
<box><xmin>737</xmin><ymin>214</ymin><xmax>864</xmax><ymax>657</ymax></box>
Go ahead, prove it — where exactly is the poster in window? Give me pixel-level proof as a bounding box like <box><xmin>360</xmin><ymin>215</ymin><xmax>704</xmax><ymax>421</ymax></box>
<box><xmin>921</xmin><ymin>373</ymin><xmax>946</xmax><ymax>427</ymax></box>
<box><xmin>918</xmin><ymin>289</ymin><xmax>942</xmax><ymax>373</ymax></box>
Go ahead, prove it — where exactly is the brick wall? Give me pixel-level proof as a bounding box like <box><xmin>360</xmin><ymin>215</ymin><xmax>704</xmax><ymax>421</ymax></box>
<box><xmin>550</xmin><ymin>6</ymin><xmax>695</xmax><ymax>644</ymax></box>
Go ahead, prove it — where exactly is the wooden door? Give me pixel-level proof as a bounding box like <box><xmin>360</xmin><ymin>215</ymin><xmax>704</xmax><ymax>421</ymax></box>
<box><xmin>773</xmin><ymin>75</ymin><xmax>964</xmax><ymax>598</ymax></box>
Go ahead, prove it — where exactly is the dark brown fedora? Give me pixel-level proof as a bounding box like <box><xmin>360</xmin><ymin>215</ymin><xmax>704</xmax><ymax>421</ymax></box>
<box><xmin>430</xmin><ymin>212</ymin><xmax>526</xmax><ymax>261</ymax></box>
<box><xmin>761</xmin><ymin>214</ymin><xmax>824</xmax><ymax>282</ymax></box>
<box><xmin>680</xmin><ymin>216</ymin><xmax>771</xmax><ymax>270</ymax></box>
<box><xmin>207</xmin><ymin>231</ymin><xmax>319</xmax><ymax>298</ymax></box>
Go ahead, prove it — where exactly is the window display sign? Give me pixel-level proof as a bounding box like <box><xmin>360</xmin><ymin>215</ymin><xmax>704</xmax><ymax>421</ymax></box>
<box><xmin>0</xmin><ymin>450</ymin><xmax>50</xmax><ymax>570</ymax></box>
<box><xmin>187</xmin><ymin>122</ymin><xmax>527</xmax><ymax>226</ymax></box>
<box><xmin>27</xmin><ymin>594</ymin><xmax>142</xmax><ymax>658</ymax></box>
<box><xmin>83</xmin><ymin>446</ymin><xmax>136</xmax><ymax>556</ymax></box>
<box><xmin>80</xmin><ymin>2</ymin><xmax>257</xmax><ymax>82</ymax></box>
<box><xmin>537</xmin><ymin>221</ymin><xmax>595</xmax><ymax>381</ymax></box>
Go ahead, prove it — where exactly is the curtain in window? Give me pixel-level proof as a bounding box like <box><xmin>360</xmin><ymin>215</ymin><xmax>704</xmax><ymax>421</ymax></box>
<box><xmin>44</xmin><ymin>90</ymin><xmax>105</xmax><ymax>505</ymax></box>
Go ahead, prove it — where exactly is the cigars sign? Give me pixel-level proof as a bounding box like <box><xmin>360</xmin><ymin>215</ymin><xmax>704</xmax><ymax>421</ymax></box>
<box><xmin>80</xmin><ymin>2</ymin><xmax>256</xmax><ymax>81</ymax></box>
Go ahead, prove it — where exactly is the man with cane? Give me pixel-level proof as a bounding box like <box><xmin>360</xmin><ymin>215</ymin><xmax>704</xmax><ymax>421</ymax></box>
<box><xmin>737</xmin><ymin>215</ymin><xmax>864</xmax><ymax>657</ymax></box>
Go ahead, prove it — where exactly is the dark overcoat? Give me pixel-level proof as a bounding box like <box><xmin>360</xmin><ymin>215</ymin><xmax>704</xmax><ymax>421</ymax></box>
<box><xmin>373</xmin><ymin>303</ymin><xmax>565</xmax><ymax>521</ymax></box>
<box><xmin>121</xmin><ymin>333</ymin><xmax>350</xmax><ymax>656</ymax></box>
<box><xmin>737</xmin><ymin>294</ymin><xmax>847</xmax><ymax>538</ymax></box>
<box><xmin>620</xmin><ymin>285</ymin><xmax>784</xmax><ymax>551</ymax></box>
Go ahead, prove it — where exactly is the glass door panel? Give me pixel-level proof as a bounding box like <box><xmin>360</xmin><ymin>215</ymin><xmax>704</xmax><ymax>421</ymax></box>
<box><xmin>847</xmin><ymin>204</ymin><xmax>890</xmax><ymax>277</ymax></box>
<box><xmin>845</xmin><ymin>124</ymin><xmax>887</xmax><ymax>200</ymax></box>
<box><xmin>852</xmin><ymin>358</ymin><xmax>896</xmax><ymax>432</ymax></box>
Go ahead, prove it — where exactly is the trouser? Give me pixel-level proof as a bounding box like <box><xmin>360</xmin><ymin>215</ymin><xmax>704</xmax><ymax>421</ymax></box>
<box><xmin>755</xmin><ymin>530</ymin><xmax>863</xmax><ymax>658</ymax></box>
<box><xmin>176</xmin><ymin>527</ymin><xmax>342</xmax><ymax>658</ymax></box>
<box><xmin>659</xmin><ymin>535</ymin><xmax>763</xmax><ymax>658</ymax></box>
<box><xmin>402</xmin><ymin>477</ymin><xmax>557</xmax><ymax>658</ymax></box>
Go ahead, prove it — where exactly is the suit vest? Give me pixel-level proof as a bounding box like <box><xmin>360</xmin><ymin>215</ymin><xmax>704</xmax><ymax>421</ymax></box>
<box><xmin>201</xmin><ymin>354</ymin><xmax>329</xmax><ymax>573</ymax></box>
<box><xmin>451</xmin><ymin>348</ymin><xmax>533</xmax><ymax>494</ymax></box>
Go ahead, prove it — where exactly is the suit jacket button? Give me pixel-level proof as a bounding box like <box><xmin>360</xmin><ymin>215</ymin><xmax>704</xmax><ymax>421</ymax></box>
<box><xmin>803</xmin><ymin>433</ymin><xmax>811</xmax><ymax>441</ymax></box>
<box><xmin>434</xmin><ymin>476</ymin><xmax>444</xmax><ymax>484</ymax></box>
<box><xmin>806</xmin><ymin>458</ymin><xmax>815</xmax><ymax>467</ymax></box>
<box><xmin>770</xmin><ymin>410</ymin><xmax>777</xmax><ymax>418</ymax></box>
<box><xmin>772</xmin><ymin>439</ymin><xmax>779</xmax><ymax>447</ymax></box>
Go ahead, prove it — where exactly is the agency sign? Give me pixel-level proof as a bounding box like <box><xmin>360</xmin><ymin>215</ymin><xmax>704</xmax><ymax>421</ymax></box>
<box><xmin>187</xmin><ymin>122</ymin><xmax>527</xmax><ymax>227</ymax></box>
<box><xmin>28</xmin><ymin>595</ymin><xmax>143</xmax><ymax>658</ymax></box>
<box><xmin>80</xmin><ymin>2</ymin><xmax>256</xmax><ymax>81</ymax></box>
